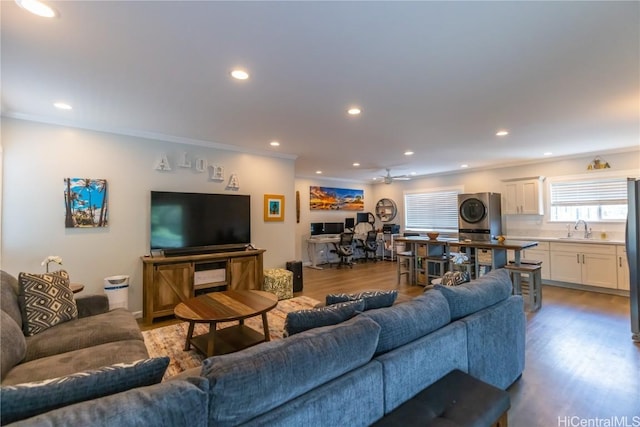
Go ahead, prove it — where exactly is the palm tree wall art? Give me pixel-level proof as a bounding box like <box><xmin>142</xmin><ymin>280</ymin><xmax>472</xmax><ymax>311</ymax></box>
<box><xmin>64</xmin><ymin>178</ymin><xmax>109</xmax><ymax>228</ymax></box>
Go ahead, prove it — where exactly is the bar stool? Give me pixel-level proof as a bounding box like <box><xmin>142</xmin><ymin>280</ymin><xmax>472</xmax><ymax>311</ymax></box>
<box><xmin>504</xmin><ymin>263</ymin><xmax>542</xmax><ymax>312</ymax></box>
<box><xmin>397</xmin><ymin>251</ymin><xmax>415</xmax><ymax>285</ymax></box>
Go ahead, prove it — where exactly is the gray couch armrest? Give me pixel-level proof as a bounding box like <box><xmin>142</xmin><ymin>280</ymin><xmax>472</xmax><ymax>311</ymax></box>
<box><xmin>75</xmin><ymin>295</ymin><xmax>109</xmax><ymax>318</ymax></box>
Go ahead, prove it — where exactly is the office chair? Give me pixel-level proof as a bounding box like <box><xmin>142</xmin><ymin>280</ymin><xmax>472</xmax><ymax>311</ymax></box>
<box><xmin>333</xmin><ymin>232</ymin><xmax>354</xmax><ymax>268</ymax></box>
<box><xmin>362</xmin><ymin>230</ymin><xmax>379</xmax><ymax>262</ymax></box>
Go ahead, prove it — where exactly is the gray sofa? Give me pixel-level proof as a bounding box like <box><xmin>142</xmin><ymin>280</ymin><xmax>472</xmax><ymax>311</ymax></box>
<box><xmin>6</xmin><ymin>268</ymin><xmax>525</xmax><ymax>426</ymax></box>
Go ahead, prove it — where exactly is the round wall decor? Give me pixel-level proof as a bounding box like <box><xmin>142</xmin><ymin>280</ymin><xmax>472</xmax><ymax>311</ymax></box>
<box><xmin>375</xmin><ymin>198</ymin><xmax>397</xmax><ymax>222</ymax></box>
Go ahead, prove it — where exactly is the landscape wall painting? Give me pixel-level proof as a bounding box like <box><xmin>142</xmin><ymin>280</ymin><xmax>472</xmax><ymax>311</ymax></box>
<box><xmin>309</xmin><ymin>186</ymin><xmax>364</xmax><ymax>211</ymax></box>
<box><xmin>64</xmin><ymin>178</ymin><xmax>109</xmax><ymax>228</ymax></box>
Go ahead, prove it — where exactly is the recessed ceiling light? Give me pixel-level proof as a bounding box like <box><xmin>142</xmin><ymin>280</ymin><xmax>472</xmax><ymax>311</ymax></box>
<box><xmin>230</xmin><ymin>69</ymin><xmax>249</xmax><ymax>80</ymax></box>
<box><xmin>461</xmin><ymin>164</ymin><xmax>469</xmax><ymax>168</ymax></box>
<box><xmin>496</xmin><ymin>130</ymin><xmax>509</xmax><ymax>137</ymax></box>
<box><xmin>404</xmin><ymin>151</ymin><xmax>414</xmax><ymax>156</ymax></box>
<box><xmin>54</xmin><ymin>102</ymin><xmax>72</xmax><ymax>110</ymax></box>
<box><xmin>15</xmin><ymin>0</ymin><xmax>57</xmax><ymax>18</ymax></box>
<box><xmin>543</xmin><ymin>152</ymin><xmax>553</xmax><ymax>156</ymax></box>
<box><xmin>270</xmin><ymin>141</ymin><xmax>280</xmax><ymax>147</ymax></box>
<box><xmin>410</xmin><ymin>172</ymin><xmax>417</xmax><ymax>176</ymax></box>
<box><xmin>347</xmin><ymin>107</ymin><xmax>361</xmax><ymax>116</ymax></box>
<box><xmin>315</xmin><ymin>170</ymin><xmax>322</xmax><ymax>174</ymax></box>
<box><xmin>352</xmin><ymin>162</ymin><xmax>360</xmax><ymax>167</ymax></box>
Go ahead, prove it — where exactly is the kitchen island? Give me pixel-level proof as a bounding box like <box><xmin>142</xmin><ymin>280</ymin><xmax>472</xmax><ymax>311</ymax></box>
<box><xmin>395</xmin><ymin>236</ymin><xmax>538</xmax><ymax>286</ymax></box>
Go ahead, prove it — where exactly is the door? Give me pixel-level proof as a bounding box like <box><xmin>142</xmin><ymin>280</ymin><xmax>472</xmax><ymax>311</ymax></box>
<box><xmin>229</xmin><ymin>256</ymin><xmax>260</xmax><ymax>290</ymax></box>
<box><xmin>459</xmin><ymin>198</ymin><xmax>487</xmax><ymax>225</ymax></box>
<box><xmin>617</xmin><ymin>246</ymin><xmax>630</xmax><ymax>291</ymax></box>
<box><xmin>582</xmin><ymin>253</ymin><xmax>617</xmax><ymax>288</ymax></box>
<box><xmin>550</xmin><ymin>251</ymin><xmax>582</xmax><ymax>283</ymax></box>
<box><xmin>153</xmin><ymin>262</ymin><xmax>193</xmax><ymax>313</ymax></box>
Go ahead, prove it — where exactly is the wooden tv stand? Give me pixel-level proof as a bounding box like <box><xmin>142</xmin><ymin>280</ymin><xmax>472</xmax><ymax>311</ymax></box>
<box><xmin>141</xmin><ymin>249</ymin><xmax>265</xmax><ymax>324</ymax></box>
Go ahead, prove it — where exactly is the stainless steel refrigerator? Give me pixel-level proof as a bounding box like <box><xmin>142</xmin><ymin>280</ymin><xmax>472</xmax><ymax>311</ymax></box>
<box><xmin>627</xmin><ymin>178</ymin><xmax>640</xmax><ymax>342</ymax></box>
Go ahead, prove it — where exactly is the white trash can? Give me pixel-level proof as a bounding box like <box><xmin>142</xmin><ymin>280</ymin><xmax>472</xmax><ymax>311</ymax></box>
<box><xmin>104</xmin><ymin>275</ymin><xmax>129</xmax><ymax>310</ymax></box>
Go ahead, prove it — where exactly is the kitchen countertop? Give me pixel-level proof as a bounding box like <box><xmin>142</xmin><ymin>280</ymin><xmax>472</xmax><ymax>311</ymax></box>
<box><xmin>507</xmin><ymin>236</ymin><xmax>624</xmax><ymax>245</ymax></box>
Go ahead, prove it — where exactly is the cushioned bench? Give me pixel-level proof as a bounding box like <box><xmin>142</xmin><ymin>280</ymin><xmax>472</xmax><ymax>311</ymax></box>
<box><xmin>371</xmin><ymin>369</ymin><xmax>510</xmax><ymax>427</ymax></box>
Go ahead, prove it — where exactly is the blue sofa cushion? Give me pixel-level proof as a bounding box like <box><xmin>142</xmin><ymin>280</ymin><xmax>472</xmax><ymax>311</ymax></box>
<box><xmin>361</xmin><ymin>289</ymin><xmax>451</xmax><ymax>355</ymax></box>
<box><xmin>201</xmin><ymin>315</ymin><xmax>381</xmax><ymax>427</ymax></box>
<box><xmin>283</xmin><ymin>299</ymin><xmax>365</xmax><ymax>336</ymax></box>
<box><xmin>326</xmin><ymin>290</ymin><xmax>398</xmax><ymax>310</ymax></box>
<box><xmin>0</xmin><ymin>357</ymin><xmax>169</xmax><ymax>424</ymax></box>
<box><xmin>435</xmin><ymin>268</ymin><xmax>513</xmax><ymax>320</ymax></box>
<box><xmin>11</xmin><ymin>378</ymin><xmax>210</xmax><ymax>427</ymax></box>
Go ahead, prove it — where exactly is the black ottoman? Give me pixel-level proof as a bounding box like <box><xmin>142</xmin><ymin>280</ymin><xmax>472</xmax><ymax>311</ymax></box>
<box><xmin>372</xmin><ymin>369</ymin><xmax>510</xmax><ymax>427</ymax></box>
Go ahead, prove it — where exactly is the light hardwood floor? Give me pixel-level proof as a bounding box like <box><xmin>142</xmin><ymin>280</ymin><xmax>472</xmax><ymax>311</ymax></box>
<box><xmin>297</xmin><ymin>260</ymin><xmax>640</xmax><ymax>426</ymax></box>
<box><xmin>142</xmin><ymin>259</ymin><xmax>639</xmax><ymax>424</ymax></box>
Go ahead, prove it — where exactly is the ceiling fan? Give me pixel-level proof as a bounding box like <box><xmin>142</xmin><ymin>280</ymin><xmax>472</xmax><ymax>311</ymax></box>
<box><xmin>380</xmin><ymin>168</ymin><xmax>411</xmax><ymax>184</ymax></box>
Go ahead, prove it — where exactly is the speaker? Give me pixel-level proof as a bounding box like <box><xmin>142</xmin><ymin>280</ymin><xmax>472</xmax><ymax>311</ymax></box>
<box><xmin>286</xmin><ymin>260</ymin><xmax>303</xmax><ymax>292</ymax></box>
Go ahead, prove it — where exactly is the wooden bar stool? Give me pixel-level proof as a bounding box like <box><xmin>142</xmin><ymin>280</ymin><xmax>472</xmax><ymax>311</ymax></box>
<box><xmin>504</xmin><ymin>264</ymin><xmax>542</xmax><ymax>312</ymax></box>
<box><xmin>397</xmin><ymin>251</ymin><xmax>415</xmax><ymax>285</ymax></box>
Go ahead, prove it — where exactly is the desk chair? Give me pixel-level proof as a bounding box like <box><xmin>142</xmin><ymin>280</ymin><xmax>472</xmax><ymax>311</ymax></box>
<box><xmin>333</xmin><ymin>233</ymin><xmax>354</xmax><ymax>268</ymax></box>
<box><xmin>362</xmin><ymin>230</ymin><xmax>379</xmax><ymax>262</ymax></box>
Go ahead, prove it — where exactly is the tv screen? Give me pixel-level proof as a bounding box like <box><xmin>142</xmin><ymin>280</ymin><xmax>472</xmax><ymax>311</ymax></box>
<box><xmin>150</xmin><ymin>191</ymin><xmax>250</xmax><ymax>254</ymax></box>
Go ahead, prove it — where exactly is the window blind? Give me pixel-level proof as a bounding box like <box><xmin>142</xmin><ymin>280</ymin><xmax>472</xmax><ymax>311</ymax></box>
<box><xmin>404</xmin><ymin>190</ymin><xmax>459</xmax><ymax>231</ymax></box>
<box><xmin>550</xmin><ymin>178</ymin><xmax>628</xmax><ymax>206</ymax></box>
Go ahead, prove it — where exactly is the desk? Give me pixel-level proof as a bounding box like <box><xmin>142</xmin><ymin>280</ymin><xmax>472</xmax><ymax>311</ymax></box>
<box><xmin>307</xmin><ymin>236</ymin><xmax>340</xmax><ymax>269</ymax></box>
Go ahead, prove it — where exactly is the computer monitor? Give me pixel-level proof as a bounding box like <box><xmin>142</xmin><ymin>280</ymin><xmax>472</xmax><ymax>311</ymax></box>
<box><xmin>323</xmin><ymin>222</ymin><xmax>345</xmax><ymax>235</ymax></box>
<box><xmin>310</xmin><ymin>222</ymin><xmax>324</xmax><ymax>236</ymax></box>
<box><xmin>345</xmin><ymin>218</ymin><xmax>355</xmax><ymax>229</ymax></box>
<box><xmin>357</xmin><ymin>212</ymin><xmax>370</xmax><ymax>223</ymax></box>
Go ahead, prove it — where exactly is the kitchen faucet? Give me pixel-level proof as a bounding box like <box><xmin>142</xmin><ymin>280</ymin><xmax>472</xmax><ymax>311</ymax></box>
<box><xmin>574</xmin><ymin>219</ymin><xmax>592</xmax><ymax>239</ymax></box>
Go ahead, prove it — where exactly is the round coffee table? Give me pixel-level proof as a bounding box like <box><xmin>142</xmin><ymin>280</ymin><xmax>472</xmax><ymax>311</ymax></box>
<box><xmin>174</xmin><ymin>290</ymin><xmax>278</xmax><ymax>357</ymax></box>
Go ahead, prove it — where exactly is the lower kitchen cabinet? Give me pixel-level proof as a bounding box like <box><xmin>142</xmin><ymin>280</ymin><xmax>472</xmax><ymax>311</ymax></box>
<box><xmin>549</xmin><ymin>242</ymin><xmax>617</xmax><ymax>289</ymax></box>
<box><xmin>617</xmin><ymin>245</ymin><xmax>630</xmax><ymax>291</ymax></box>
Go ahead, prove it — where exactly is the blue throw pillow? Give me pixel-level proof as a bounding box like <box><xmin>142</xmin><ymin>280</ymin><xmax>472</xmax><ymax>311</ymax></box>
<box><xmin>0</xmin><ymin>357</ymin><xmax>169</xmax><ymax>424</ymax></box>
<box><xmin>283</xmin><ymin>299</ymin><xmax>365</xmax><ymax>336</ymax></box>
<box><xmin>435</xmin><ymin>268</ymin><xmax>513</xmax><ymax>320</ymax></box>
<box><xmin>326</xmin><ymin>290</ymin><xmax>398</xmax><ymax>310</ymax></box>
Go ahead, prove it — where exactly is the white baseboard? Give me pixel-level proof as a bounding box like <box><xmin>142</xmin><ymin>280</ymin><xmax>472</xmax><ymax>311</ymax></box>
<box><xmin>132</xmin><ymin>310</ymin><xmax>143</xmax><ymax>319</ymax></box>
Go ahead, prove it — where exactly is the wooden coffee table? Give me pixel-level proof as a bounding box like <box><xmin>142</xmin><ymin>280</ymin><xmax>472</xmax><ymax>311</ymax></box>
<box><xmin>174</xmin><ymin>290</ymin><xmax>278</xmax><ymax>357</ymax></box>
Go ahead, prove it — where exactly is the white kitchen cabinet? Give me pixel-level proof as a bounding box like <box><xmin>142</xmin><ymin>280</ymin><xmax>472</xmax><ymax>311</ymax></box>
<box><xmin>549</xmin><ymin>242</ymin><xmax>617</xmax><ymax>289</ymax></box>
<box><xmin>502</xmin><ymin>177</ymin><xmax>544</xmax><ymax>215</ymax></box>
<box><xmin>617</xmin><ymin>245</ymin><xmax>630</xmax><ymax>290</ymax></box>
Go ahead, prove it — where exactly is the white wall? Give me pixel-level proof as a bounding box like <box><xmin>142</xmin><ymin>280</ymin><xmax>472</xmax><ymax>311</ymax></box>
<box><xmin>294</xmin><ymin>178</ymin><xmax>374</xmax><ymax>263</ymax></box>
<box><xmin>368</xmin><ymin>150</ymin><xmax>640</xmax><ymax>241</ymax></box>
<box><xmin>1</xmin><ymin>118</ymin><xmax>296</xmax><ymax>314</ymax></box>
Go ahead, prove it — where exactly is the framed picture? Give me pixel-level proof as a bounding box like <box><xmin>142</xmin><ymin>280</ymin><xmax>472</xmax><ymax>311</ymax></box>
<box><xmin>264</xmin><ymin>194</ymin><xmax>285</xmax><ymax>222</ymax></box>
<box><xmin>309</xmin><ymin>186</ymin><xmax>364</xmax><ymax>211</ymax></box>
<box><xmin>64</xmin><ymin>178</ymin><xmax>109</xmax><ymax>228</ymax></box>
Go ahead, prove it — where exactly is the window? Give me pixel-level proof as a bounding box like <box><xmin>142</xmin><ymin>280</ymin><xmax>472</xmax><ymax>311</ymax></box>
<box><xmin>404</xmin><ymin>187</ymin><xmax>461</xmax><ymax>232</ymax></box>
<box><xmin>549</xmin><ymin>176</ymin><xmax>628</xmax><ymax>222</ymax></box>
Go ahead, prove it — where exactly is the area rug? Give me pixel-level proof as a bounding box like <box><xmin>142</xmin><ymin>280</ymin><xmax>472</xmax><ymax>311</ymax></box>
<box><xmin>142</xmin><ymin>295</ymin><xmax>320</xmax><ymax>379</ymax></box>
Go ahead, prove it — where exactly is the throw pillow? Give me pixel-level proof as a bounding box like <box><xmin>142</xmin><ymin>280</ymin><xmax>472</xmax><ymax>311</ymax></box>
<box><xmin>0</xmin><ymin>311</ymin><xmax>26</xmax><ymax>379</ymax></box>
<box><xmin>18</xmin><ymin>270</ymin><xmax>78</xmax><ymax>336</ymax></box>
<box><xmin>283</xmin><ymin>299</ymin><xmax>365</xmax><ymax>337</ymax></box>
<box><xmin>441</xmin><ymin>271</ymin><xmax>471</xmax><ymax>286</ymax></box>
<box><xmin>325</xmin><ymin>290</ymin><xmax>398</xmax><ymax>310</ymax></box>
<box><xmin>0</xmin><ymin>357</ymin><xmax>170</xmax><ymax>425</ymax></box>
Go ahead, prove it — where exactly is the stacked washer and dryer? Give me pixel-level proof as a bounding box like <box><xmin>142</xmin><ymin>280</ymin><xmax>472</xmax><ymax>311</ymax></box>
<box><xmin>458</xmin><ymin>193</ymin><xmax>502</xmax><ymax>241</ymax></box>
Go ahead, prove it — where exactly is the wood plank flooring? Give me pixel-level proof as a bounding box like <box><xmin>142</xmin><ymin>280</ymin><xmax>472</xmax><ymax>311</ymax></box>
<box><xmin>298</xmin><ymin>260</ymin><xmax>640</xmax><ymax>425</ymax></box>
<box><xmin>142</xmin><ymin>259</ymin><xmax>639</xmax><ymax>424</ymax></box>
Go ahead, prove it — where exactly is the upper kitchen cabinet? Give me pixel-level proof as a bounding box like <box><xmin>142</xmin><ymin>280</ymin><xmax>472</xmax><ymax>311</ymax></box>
<box><xmin>502</xmin><ymin>177</ymin><xmax>545</xmax><ymax>215</ymax></box>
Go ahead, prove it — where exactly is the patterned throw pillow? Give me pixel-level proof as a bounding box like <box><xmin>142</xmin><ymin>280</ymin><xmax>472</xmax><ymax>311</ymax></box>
<box><xmin>441</xmin><ymin>271</ymin><xmax>471</xmax><ymax>286</ymax></box>
<box><xmin>283</xmin><ymin>299</ymin><xmax>365</xmax><ymax>337</ymax></box>
<box><xmin>18</xmin><ymin>270</ymin><xmax>78</xmax><ymax>336</ymax></box>
<box><xmin>325</xmin><ymin>290</ymin><xmax>398</xmax><ymax>310</ymax></box>
<box><xmin>0</xmin><ymin>357</ymin><xmax>170</xmax><ymax>425</ymax></box>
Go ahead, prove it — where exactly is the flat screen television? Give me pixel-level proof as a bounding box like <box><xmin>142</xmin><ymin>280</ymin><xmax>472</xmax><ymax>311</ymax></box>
<box><xmin>150</xmin><ymin>191</ymin><xmax>251</xmax><ymax>255</ymax></box>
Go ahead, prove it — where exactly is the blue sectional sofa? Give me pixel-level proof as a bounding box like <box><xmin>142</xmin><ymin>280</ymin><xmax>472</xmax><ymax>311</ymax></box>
<box><xmin>8</xmin><ymin>268</ymin><xmax>525</xmax><ymax>426</ymax></box>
